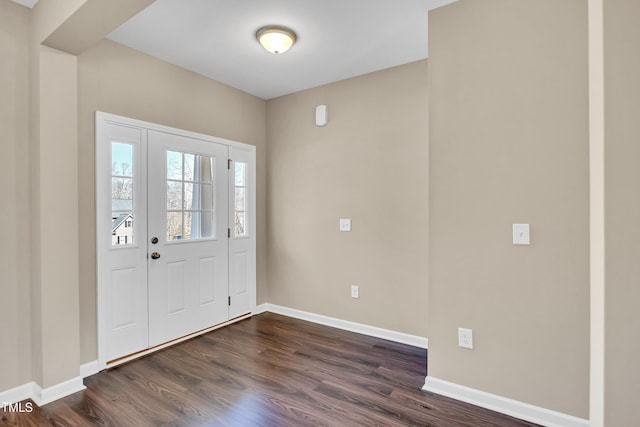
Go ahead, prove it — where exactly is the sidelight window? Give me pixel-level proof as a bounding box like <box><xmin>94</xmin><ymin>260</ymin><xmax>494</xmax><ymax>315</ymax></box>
<box><xmin>233</xmin><ymin>161</ymin><xmax>248</xmax><ymax>237</ymax></box>
<box><xmin>111</xmin><ymin>142</ymin><xmax>134</xmax><ymax>246</ymax></box>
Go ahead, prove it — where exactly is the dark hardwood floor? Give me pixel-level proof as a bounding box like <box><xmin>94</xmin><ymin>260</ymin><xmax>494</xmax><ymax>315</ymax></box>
<box><xmin>2</xmin><ymin>313</ymin><xmax>540</xmax><ymax>426</ymax></box>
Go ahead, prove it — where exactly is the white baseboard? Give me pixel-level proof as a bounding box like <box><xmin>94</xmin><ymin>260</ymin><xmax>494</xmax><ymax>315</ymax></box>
<box><xmin>81</xmin><ymin>360</ymin><xmax>100</xmax><ymax>378</ymax></box>
<box><xmin>32</xmin><ymin>376</ymin><xmax>86</xmax><ymax>407</ymax></box>
<box><xmin>1</xmin><ymin>376</ymin><xmax>86</xmax><ymax>408</ymax></box>
<box><xmin>423</xmin><ymin>376</ymin><xmax>589</xmax><ymax>427</ymax></box>
<box><xmin>0</xmin><ymin>382</ymin><xmax>36</xmax><ymax>405</ymax></box>
<box><xmin>261</xmin><ymin>303</ymin><xmax>428</xmax><ymax>349</ymax></box>
<box><xmin>254</xmin><ymin>303</ymin><xmax>269</xmax><ymax>314</ymax></box>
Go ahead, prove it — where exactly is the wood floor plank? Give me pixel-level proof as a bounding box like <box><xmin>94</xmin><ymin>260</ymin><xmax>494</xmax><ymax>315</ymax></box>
<box><xmin>4</xmin><ymin>313</ymin><xmax>541</xmax><ymax>426</ymax></box>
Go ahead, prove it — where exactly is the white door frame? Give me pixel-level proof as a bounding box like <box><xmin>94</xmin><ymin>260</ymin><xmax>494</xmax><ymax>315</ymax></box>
<box><xmin>95</xmin><ymin>111</ymin><xmax>256</xmax><ymax>370</ymax></box>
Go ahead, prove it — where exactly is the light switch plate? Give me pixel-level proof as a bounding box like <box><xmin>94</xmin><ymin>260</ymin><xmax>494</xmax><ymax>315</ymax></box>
<box><xmin>351</xmin><ymin>285</ymin><xmax>359</xmax><ymax>299</ymax></box>
<box><xmin>513</xmin><ymin>223</ymin><xmax>530</xmax><ymax>245</ymax></box>
<box><xmin>339</xmin><ymin>218</ymin><xmax>351</xmax><ymax>232</ymax></box>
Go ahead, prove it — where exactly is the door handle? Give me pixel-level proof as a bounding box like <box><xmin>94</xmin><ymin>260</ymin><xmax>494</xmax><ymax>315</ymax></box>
<box><xmin>150</xmin><ymin>252</ymin><xmax>161</xmax><ymax>260</ymax></box>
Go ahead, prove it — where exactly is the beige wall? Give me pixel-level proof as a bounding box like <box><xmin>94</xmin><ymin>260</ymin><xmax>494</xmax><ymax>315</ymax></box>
<box><xmin>77</xmin><ymin>39</ymin><xmax>267</xmax><ymax>363</ymax></box>
<box><xmin>36</xmin><ymin>45</ymin><xmax>81</xmax><ymax>388</ymax></box>
<box><xmin>266</xmin><ymin>61</ymin><xmax>429</xmax><ymax>337</ymax></box>
<box><xmin>0</xmin><ymin>0</ymin><xmax>32</xmax><ymax>392</ymax></box>
<box><xmin>13</xmin><ymin>2</ymin><xmax>639</xmax><ymax>423</ymax></box>
<box><xmin>603</xmin><ymin>0</ymin><xmax>640</xmax><ymax>424</ymax></box>
<box><xmin>28</xmin><ymin>0</ymin><xmax>91</xmax><ymax>391</ymax></box>
<box><xmin>428</xmin><ymin>0</ymin><xmax>589</xmax><ymax>418</ymax></box>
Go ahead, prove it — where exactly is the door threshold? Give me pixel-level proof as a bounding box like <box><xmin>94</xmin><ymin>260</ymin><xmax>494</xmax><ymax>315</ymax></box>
<box><xmin>106</xmin><ymin>312</ymin><xmax>253</xmax><ymax>369</ymax></box>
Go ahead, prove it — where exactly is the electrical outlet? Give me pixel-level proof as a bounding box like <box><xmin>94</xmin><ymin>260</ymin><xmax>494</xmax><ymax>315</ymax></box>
<box><xmin>351</xmin><ymin>285</ymin><xmax>359</xmax><ymax>299</ymax></box>
<box><xmin>458</xmin><ymin>328</ymin><xmax>473</xmax><ymax>349</ymax></box>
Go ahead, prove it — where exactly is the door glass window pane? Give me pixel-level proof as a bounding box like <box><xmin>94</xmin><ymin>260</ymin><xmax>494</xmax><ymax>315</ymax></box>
<box><xmin>111</xmin><ymin>142</ymin><xmax>134</xmax><ymax>246</ymax></box>
<box><xmin>234</xmin><ymin>212</ymin><xmax>245</xmax><ymax>236</ymax></box>
<box><xmin>234</xmin><ymin>188</ymin><xmax>245</xmax><ymax>211</ymax></box>
<box><xmin>184</xmin><ymin>183</ymin><xmax>194</xmax><ymax>210</ymax></box>
<box><xmin>167</xmin><ymin>212</ymin><xmax>183</xmax><ymax>241</ymax></box>
<box><xmin>112</xmin><ymin>143</ymin><xmax>133</xmax><ymax>176</ymax></box>
<box><xmin>233</xmin><ymin>161</ymin><xmax>248</xmax><ymax>237</ymax></box>
<box><xmin>111</xmin><ymin>178</ymin><xmax>133</xmax><ymax>199</ymax></box>
<box><xmin>184</xmin><ymin>153</ymin><xmax>195</xmax><ymax>182</ymax></box>
<box><xmin>184</xmin><ymin>212</ymin><xmax>194</xmax><ymax>239</ymax></box>
<box><xmin>200</xmin><ymin>184</ymin><xmax>214</xmax><ymax>211</ymax></box>
<box><xmin>166</xmin><ymin>150</ymin><xmax>182</xmax><ymax>180</ymax></box>
<box><xmin>234</xmin><ymin>162</ymin><xmax>245</xmax><ymax>186</ymax></box>
<box><xmin>167</xmin><ymin>181</ymin><xmax>182</xmax><ymax>210</ymax></box>
<box><xmin>200</xmin><ymin>157</ymin><xmax>213</xmax><ymax>183</ymax></box>
<box><xmin>201</xmin><ymin>211</ymin><xmax>213</xmax><ymax>238</ymax></box>
<box><xmin>166</xmin><ymin>150</ymin><xmax>215</xmax><ymax>241</ymax></box>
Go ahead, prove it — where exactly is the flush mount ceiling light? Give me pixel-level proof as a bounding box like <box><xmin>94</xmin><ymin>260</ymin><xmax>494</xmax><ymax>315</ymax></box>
<box><xmin>256</xmin><ymin>25</ymin><xmax>297</xmax><ymax>54</ymax></box>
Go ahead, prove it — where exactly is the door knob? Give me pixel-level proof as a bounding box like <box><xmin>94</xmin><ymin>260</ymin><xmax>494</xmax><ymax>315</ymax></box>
<box><xmin>151</xmin><ymin>237</ymin><xmax>159</xmax><ymax>244</ymax></box>
<box><xmin>150</xmin><ymin>252</ymin><xmax>161</xmax><ymax>260</ymax></box>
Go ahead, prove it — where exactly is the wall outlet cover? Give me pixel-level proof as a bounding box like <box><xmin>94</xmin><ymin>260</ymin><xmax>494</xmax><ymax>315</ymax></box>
<box><xmin>458</xmin><ymin>327</ymin><xmax>473</xmax><ymax>349</ymax></box>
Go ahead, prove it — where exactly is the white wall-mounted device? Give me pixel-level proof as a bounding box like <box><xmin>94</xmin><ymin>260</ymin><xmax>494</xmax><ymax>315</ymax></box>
<box><xmin>351</xmin><ymin>285</ymin><xmax>359</xmax><ymax>299</ymax></box>
<box><xmin>512</xmin><ymin>223</ymin><xmax>530</xmax><ymax>245</ymax></box>
<box><xmin>315</xmin><ymin>104</ymin><xmax>328</xmax><ymax>127</ymax></box>
<box><xmin>458</xmin><ymin>328</ymin><xmax>473</xmax><ymax>349</ymax></box>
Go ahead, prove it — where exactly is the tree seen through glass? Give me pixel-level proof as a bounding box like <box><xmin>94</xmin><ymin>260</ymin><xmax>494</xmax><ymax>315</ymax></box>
<box><xmin>234</xmin><ymin>161</ymin><xmax>247</xmax><ymax>236</ymax></box>
<box><xmin>166</xmin><ymin>150</ymin><xmax>215</xmax><ymax>241</ymax></box>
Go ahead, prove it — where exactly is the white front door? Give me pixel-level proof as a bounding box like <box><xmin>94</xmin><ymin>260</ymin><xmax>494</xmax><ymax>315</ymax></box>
<box><xmin>147</xmin><ymin>130</ymin><xmax>229</xmax><ymax>346</ymax></box>
<box><xmin>97</xmin><ymin>113</ymin><xmax>256</xmax><ymax>367</ymax></box>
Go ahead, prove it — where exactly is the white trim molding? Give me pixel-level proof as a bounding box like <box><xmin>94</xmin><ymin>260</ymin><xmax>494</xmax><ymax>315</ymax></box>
<box><xmin>263</xmin><ymin>303</ymin><xmax>428</xmax><ymax>349</ymax></box>
<box><xmin>81</xmin><ymin>360</ymin><xmax>100</xmax><ymax>378</ymax></box>
<box><xmin>32</xmin><ymin>377</ymin><xmax>86</xmax><ymax>407</ymax></box>
<box><xmin>1</xmin><ymin>377</ymin><xmax>86</xmax><ymax>408</ymax></box>
<box><xmin>423</xmin><ymin>376</ymin><xmax>589</xmax><ymax>427</ymax></box>
<box><xmin>0</xmin><ymin>382</ymin><xmax>36</xmax><ymax>405</ymax></box>
<box><xmin>254</xmin><ymin>303</ymin><xmax>269</xmax><ymax>314</ymax></box>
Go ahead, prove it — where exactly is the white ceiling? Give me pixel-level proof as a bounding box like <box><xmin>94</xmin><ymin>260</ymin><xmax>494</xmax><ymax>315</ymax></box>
<box><xmin>13</xmin><ymin>0</ymin><xmax>457</xmax><ymax>100</ymax></box>
<box><xmin>10</xmin><ymin>0</ymin><xmax>38</xmax><ymax>7</ymax></box>
<box><xmin>108</xmin><ymin>0</ymin><xmax>456</xmax><ymax>99</ymax></box>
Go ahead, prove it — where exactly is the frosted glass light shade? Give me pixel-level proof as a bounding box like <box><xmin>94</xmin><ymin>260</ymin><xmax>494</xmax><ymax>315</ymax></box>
<box><xmin>256</xmin><ymin>26</ymin><xmax>297</xmax><ymax>54</ymax></box>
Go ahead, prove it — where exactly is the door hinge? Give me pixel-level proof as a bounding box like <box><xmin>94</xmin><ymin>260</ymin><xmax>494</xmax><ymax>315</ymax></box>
<box><xmin>228</xmin><ymin>159</ymin><xmax>231</xmax><ymax>170</ymax></box>
<box><xmin>228</xmin><ymin>296</ymin><xmax>231</xmax><ymax>306</ymax></box>
<box><xmin>228</xmin><ymin>228</ymin><xmax>231</xmax><ymax>238</ymax></box>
